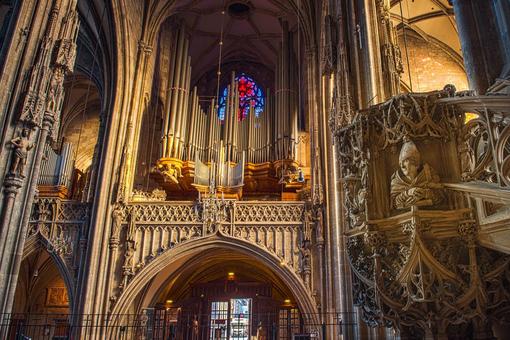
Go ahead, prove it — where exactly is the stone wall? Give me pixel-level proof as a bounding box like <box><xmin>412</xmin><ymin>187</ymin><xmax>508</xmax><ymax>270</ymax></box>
<box><xmin>398</xmin><ymin>33</ymin><xmax>468</xmax><ymax>92</ymax></box>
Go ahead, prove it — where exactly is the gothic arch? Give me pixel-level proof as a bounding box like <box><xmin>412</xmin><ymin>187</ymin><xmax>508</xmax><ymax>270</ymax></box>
<box><xmin>111</xmin><ymin>233</ymin><xmax>319</xmax><ymax>321</ymax></box>
<box><xmin>19</xmin><ymin>235</ymin><xmax>75</xmax><ymax>313</ymax></box>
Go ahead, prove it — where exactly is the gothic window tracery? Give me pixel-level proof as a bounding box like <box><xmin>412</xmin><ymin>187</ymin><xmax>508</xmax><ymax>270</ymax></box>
<box><xmin>218</xmin><ymin>74</ymin><xmax>264</xmax><ymax>120</ymax></box>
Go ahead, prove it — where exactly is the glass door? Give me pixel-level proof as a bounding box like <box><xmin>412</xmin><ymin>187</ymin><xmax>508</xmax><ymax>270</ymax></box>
<box><xmin>210</xmin><ymin>301</ymin><xmax>229</xmax><ymax>340</ymax></box>
<box><xmin>278</xmin><ymin>308</ymin><xmax>300</xmax><ymax>339</ymax></box>
<box><xmin>230</xmin><ymin>298</ymin><xmax>251</xmax><ymax>340</ymax></box>
<box><xmin>210</xmin><ymin>298</ymin><xmax>252</xmax><ymax>340</ymax></box>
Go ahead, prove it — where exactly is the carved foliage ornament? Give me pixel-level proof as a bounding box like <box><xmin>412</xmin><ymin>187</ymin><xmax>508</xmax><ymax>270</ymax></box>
<box><xmin>319</xmin><ymin>1</ymin><xmax>336</xmax><ymax>75</ymax></box>
<box><xmin>459</xmin><ymin>109</ymin><xmax>510</xmax><ymax>186</ymax></box>
<box><xmin>19</xmin><ymin>7</ymin><xmax>78</xmax><ymax>132</ymax></box>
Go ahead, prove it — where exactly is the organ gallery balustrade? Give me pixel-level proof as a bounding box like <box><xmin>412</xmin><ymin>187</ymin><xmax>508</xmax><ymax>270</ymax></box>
<box><xmin>112</xmin><ymin>200</ymin><xmax>308</xmax><ymax>290</ymax></box>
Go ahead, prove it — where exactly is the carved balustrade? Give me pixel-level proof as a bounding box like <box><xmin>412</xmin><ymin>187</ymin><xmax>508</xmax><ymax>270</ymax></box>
<box><xmin>97</xmin><ymin>199</ymin><xmax>314</xmax><ymax>303</ymax></box>
<box><xmin>439</xmin><ymin>94</ymin><xmax>510</xmax><ymax>255</ymax></box>
<box><xmin>334</xmin><ymin>88</ymin><xmax>510</xmax><ymax>337</ymax></box>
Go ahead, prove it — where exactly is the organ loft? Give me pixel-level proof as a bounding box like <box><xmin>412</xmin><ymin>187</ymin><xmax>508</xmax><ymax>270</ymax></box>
<box><xmin>0</xmin><ymin>0</ymin><xmax>509</xmax><ymax>339</ymax></box>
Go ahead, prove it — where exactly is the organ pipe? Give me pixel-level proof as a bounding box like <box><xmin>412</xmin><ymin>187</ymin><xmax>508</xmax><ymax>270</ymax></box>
<box><xmin>162</xmin><ymin>29</ymin><xmax>178</xmax><ymax>157</ymax></box>
<box><xmin>187</xmin><ymin>87</ymin><xmax>198</xmax><ymax>160</ymax></box>
<box><xmin>166</xmin><ymin>27</ymin><xmax>186</xmax><ymax>158</ymax></box>
<box><xmin>177</xmin><ymin>56</ymin><xmax>192</xmax><ymax>158</ymax></box>
<box><xmin>176</xmin><ymin>43</ymin><xmax>190</xmax><ymax>158</ymax></box>
<box><xmin>158</xmin><ymin>25</ymin><xmax>300</xmax><ymax>172</ymax></box>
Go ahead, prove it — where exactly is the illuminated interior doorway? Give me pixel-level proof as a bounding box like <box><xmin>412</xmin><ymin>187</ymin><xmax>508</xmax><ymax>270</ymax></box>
<box><xmin>143</xmin><ymin>250</ymin><xmax>311</xmax><ymax>339</ymax></box>
<box><xmin>210</xmin><ymin>298</ymin><xmax>252</xmax><ymax>340</ymax></box>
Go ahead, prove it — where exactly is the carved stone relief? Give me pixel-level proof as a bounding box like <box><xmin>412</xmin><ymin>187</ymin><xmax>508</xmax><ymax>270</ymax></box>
<box><xmin>338</xmin><ymin>89</ymin><xmax>510</xmax><ymax>337</ymax></box>
<box><xmin>390</xmin><ymin>139</ymin><xmax>443</xmax><ymax>209</ymax></box>
<box><xmin>9</xmin><ymin>128</ymin><xmax>34</xmax><ymax>178</ymax></box>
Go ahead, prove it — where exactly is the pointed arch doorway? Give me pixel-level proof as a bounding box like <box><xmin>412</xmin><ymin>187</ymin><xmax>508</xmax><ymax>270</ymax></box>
<box><xmin>10</xmin><ymin>244</ymin><xmax>74</xmax><ymax>339</ymax></box>
<box><xmin>112</xmin><ymin>236</ymin><xmax>318</xmax><ymax>339</ymax></box>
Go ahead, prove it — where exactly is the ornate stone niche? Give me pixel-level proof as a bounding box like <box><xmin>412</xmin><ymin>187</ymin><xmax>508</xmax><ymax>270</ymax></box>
<box><xmin>337</xmin><ymin>89</ymin><xmax>510</xmax><ymax>338</ymax></box>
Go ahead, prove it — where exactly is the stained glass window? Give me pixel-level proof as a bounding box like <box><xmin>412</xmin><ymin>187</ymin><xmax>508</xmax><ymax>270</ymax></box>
<box><xmin>218</xmin><ymin>74</ymin><xmax>264</xmax><ymax>120</ymax></box>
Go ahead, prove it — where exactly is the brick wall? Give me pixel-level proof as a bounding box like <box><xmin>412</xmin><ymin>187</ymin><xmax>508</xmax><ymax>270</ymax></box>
<box><xmin>398</xmin><ymin>34</ymin><xmax>468</xmax><ymax>92</ymax></box>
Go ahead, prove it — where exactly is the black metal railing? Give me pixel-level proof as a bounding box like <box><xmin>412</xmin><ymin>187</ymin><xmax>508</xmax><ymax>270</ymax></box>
<box><xmin>0</xmin><ymin>312</ymin><xmax>356</xmax><ymax>339</ymax></box>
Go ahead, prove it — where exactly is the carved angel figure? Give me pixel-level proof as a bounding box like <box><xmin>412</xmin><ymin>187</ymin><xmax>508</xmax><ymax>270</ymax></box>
<box><xmin>154</xmin><ymin>163</ymin><xmax>182</xmax><ymax>185</ymax></box>
<box><xmin>9</xmin><ymin>128</ymin><xmax>34</xmax><ymax>178</ymax></box>
<box><xmin>390</xmin><ymin>139</ymin><xmax>443</xmax><ymax>209</ymax></box>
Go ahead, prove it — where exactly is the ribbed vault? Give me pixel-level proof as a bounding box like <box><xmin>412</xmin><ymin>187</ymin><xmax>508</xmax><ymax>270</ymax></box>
<box><xmin>390</xmin><ymin>0</ymin><xmax>462</xmax><ymax>58</ymax></box>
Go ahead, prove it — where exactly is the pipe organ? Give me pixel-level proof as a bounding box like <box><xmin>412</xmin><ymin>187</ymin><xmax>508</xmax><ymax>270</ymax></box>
<box><xmin>152</xmin><ymin>22</ymin><xmax>307</xmax><ymax>199</ymax></box>
<box><xmin>38</xmin><ymin>142</ymin><xmax>75</xmax><ymax>198</ymax></box>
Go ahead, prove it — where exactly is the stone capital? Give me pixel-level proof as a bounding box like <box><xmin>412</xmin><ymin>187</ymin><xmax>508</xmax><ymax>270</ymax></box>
<box><xmin>3</xmin><ymin>175</ymin><xmax>24</xmax><ymax>195</ymax></box>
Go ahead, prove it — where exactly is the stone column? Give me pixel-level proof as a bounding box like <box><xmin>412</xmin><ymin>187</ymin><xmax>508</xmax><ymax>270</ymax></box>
<box><xmin>117</xmin><ymin>40</ymin><xmax>153</xmax><ymax>202</ymax></box>
<box><xmin>355</xmin><ymin>0</ymin><xmax>401</xmax><ymax>106</ymax></box>
<box><xmin>2</xmin><ymin>115</ymin><xmax>54</xmax><ymax>314</ymax></box>
<box><xmin>77</xmin><ymin>39</ymin><xmax>153</xmax><ymax>324</ymax></box>
<box><xmin>359</xmin><ymin>0</ymin><xmax>385</xmax><ymax>105</ymax></box>
<box><xmin>0</xmin><ymin>0</ymin><xmax>78</xmax><ymax>318</ymax></box>
<box><xmin>450</xmin><ymin>0</ymin><xmax>505</xmax><ymax>94</ymax></box>
<box><xmin>318</xmin><ymin>25</ymin><xmax>357</xmax><ymax>334</ymax></box>
<box><xmin>494</xmin><ymin>0</ymin><xmax>510</xmax><ymax>79</ymax></box>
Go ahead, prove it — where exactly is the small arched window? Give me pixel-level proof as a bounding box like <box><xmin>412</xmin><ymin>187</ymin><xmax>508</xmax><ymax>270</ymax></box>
<box><xmin>218</xmin><ymin>74</ymin><xmax>264</xmax><ymax>120</ymax></box>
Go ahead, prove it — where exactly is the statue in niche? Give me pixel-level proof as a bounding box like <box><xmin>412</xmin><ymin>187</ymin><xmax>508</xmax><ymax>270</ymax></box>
<box><xmin>314</xmin><ymin>207</ymin><xmax>325</xmax><ymax>243</ymax></box>
<box><xmin>46</xmin><ymin>68</ymin><xmax>65</xmax><ymax>113</ymax></box>
<box><xmin>111</xmin><ymin>205</ymin><xmax>124</xmax><ymax>240</ymax></box>
<box><xmin>122</xmin><ymin>240</ymin><xmax>136</xmax><ymax>286</ymax></box>
<box><xmin>390</xmin><ymin>139</ymin><xmax>443</xmax><ymax>209</ymax></box>
<box><xmin>9</xmin><ymin>128</ymin><xmax>34</xmax><ymax>178</ymax></box>
<box><xmin>303</xmin><ymin>210</ymin><xmax>313</xmax><ymax>243</ymax></box>
<box><xmin>300</xmin><ymin>245</ymin><xmax>312</xmax><ymax>288</ymax></box>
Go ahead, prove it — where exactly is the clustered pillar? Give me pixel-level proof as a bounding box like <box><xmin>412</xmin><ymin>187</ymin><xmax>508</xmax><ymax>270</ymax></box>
<box><xmin>450</xmin><ymin>0</ymin><xmax>509</xmax><ymax>94</ymax></box>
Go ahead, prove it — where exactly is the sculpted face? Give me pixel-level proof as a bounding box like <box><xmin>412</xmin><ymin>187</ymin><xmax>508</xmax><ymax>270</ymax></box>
<box><xmin>401</xmin><ymin>157</ymin><xmax>418</xmax><ymax>180</ymax></box>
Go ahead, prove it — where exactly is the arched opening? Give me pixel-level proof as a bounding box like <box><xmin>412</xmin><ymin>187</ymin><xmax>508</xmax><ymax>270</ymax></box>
<box><xmin>10</xmin><ymin>246</ymin><xmax>72</xmax><ymax>339</ymax></box>
<box><xmin>111</xmin><ymin>236</ymin><xmax>318</xmax><ymax>340</ymax></box>
<box><xmin>37</xmin><ymin>71</ymin><xmax>102</xmax><ymax>201</ymax></box>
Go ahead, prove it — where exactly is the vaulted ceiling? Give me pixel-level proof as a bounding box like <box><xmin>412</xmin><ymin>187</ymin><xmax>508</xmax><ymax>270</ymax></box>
<box><xmin>169</xmin><ymin>0</ymin><xmax>299</xmax><ymax>84</ymax></box>
<box><xmin>390</xmin><ymin>0</ymin><xmax>462</xmax><ymax>59</ymax></box>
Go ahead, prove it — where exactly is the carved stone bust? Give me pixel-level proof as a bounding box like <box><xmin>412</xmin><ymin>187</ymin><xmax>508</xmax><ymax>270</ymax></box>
<box><xmin>390</xmin><ymin>139</ymin><xmax>443</xmax><ymax>209</ymax></box>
